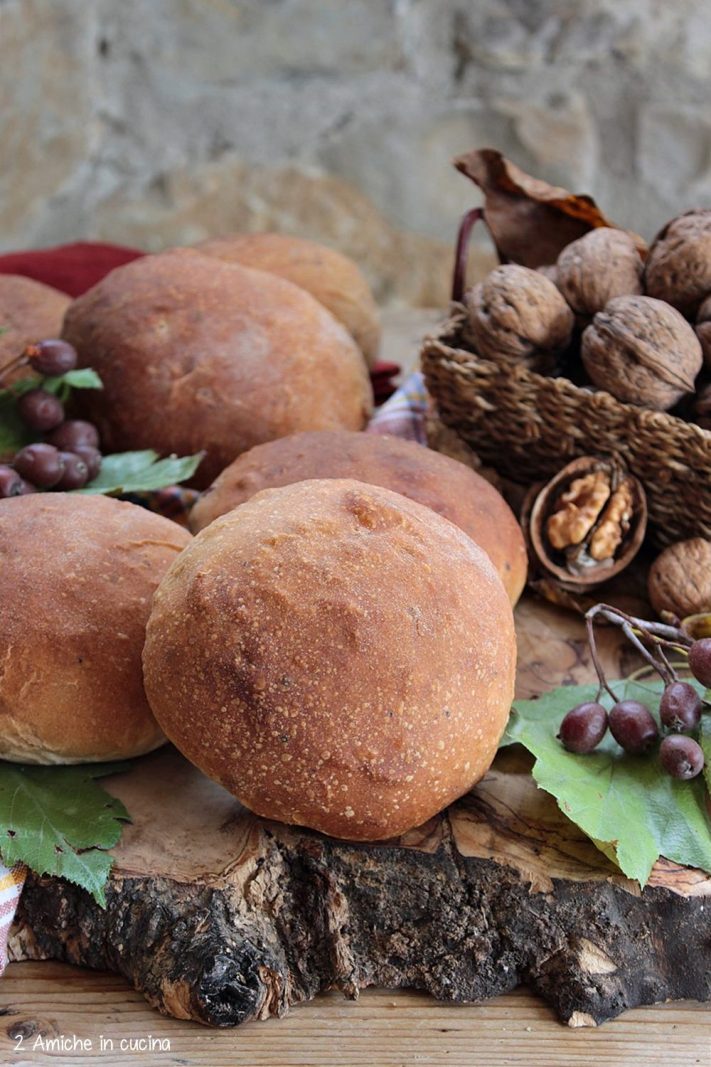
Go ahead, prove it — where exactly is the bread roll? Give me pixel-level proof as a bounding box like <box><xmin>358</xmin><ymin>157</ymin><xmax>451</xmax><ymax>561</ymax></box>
<box><xmin>0</xmin><ymin>494</ymin><xmax>190</xmax><ymax>763</ymax></box>
<box><xmin>144</xmin><ymin>479</ymin><xmax>516</xmax><ymax>840</ymax></box>
<box><xmin>196</xmin><ymin>233</ymin><xmax>380</xmax><ymax>365</ymax></box>
<box><xmin>0</xmin><ymin>275</ymin><xmax>70</xmax><ymax>383</ymax></box>
<box><xmin>189</xmin><ymin>430</ymin><xmax>527</xmax><ymax>604</ymax></box>
<box><xmin>62</xmin><ymin>249</ymin><xmax>373</xmax><ymax>487</ymax></box>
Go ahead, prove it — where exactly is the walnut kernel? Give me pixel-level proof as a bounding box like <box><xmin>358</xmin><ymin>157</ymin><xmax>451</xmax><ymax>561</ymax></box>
<box><xmin>648</xmin><ymin>538</ymin><xmax>711</xmax><ymax>620</ymax></box>
<box><xmin>556</xmin><ymin>228</ymin><xmax>644</xmax><ymax>317</ymax></box>
<box><xmin>546</xmin><ymin>472</ymin><xmax>611</xmax><ymax>550</ymax></box>
<box><xmin>644</xmin><ymin>209</ymin><xmax>711</xmax><ymax>318</ymax></box>
<box><xmin>465</xmin><ymin>264</ymin><xmax>574</xmax><ymax>363</ymax></box>
<box><xmin>581</xmin><ymin>294</ymin><xmax>703</xmax><ymax>411</ymax></box>
<box><xmin>589</xmin><ymin>480</ymin><xmax>634</xmax><ymax>561</ymax></box>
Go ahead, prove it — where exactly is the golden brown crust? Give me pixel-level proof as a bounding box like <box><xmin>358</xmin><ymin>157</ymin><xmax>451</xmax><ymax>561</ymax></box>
<box><xmin>0</xmin><ymin>494</ymin><xmax>190</xmax><ymax>763</ymax></box>
<box><xmin>62</xmin><ymin>249</ymin><xmax>373</xmax><ymax>487</ymax></box>
<box><xmin>144</xmin><ymin>479</ymin><xmax>517</xmax><ymax>841</ymax></box>
<box><xmin>0</xmin><ymin>275</ymin><xmax>70</xmax><ymax>382</ymax></box>
<box><xmin>196</xmin><ymin>233</ymin><xmax>381</xmax><ymax>365</ymax></box>
<box><xmin>189</xmin><ymin>430</ymin><xmax>528</xmax><ymax>604</ymax></box>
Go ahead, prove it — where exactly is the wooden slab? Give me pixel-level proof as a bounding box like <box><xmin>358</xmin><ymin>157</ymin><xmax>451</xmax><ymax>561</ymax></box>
<box><xmin>8</xmin><ymin>596</ymin><xmax>711</xmax><ymax>1028</ymax></box>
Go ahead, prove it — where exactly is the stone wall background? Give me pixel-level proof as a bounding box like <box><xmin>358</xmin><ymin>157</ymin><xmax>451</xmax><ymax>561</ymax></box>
<box><xmin>2</xmin><ymin>0</ymin><xmax>711</xmax><ymax>306</ymax></box>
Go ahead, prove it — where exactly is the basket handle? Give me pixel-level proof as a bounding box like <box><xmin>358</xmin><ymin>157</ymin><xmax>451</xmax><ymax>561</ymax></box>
<box><xmin>451</xmin><ymin>207</ymin><xmax>485</xmax><ymax>303</ymax></box>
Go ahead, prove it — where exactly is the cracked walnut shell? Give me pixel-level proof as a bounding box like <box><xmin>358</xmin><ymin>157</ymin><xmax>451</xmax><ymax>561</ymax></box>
<box><xmin>556</xmin><ymin>228</ymin><xmax>644</xmax><ymax>317</ymax></box>
<box><xmin>644</xmin><ymin>209</ymin><xmax>711</xmax><ymax>318</ymax></box>
<box><xmin>648</xmin><ymin>538</ymin><xmax>711</xmax><ymax>620</ymax></box>
<box><xmin>581</xmin><ymin>295</ymin><xmax>703</xmax><ymax>411</ymax></box>
<box><xmin>528</xmin><ymin>456</ymin><xmax>647</xmax><ymax>590</ymax></box>
<box><xmin>465</xmin><ymin>264</ymin><xmax>574</xmax><ymax>363</ymax></box>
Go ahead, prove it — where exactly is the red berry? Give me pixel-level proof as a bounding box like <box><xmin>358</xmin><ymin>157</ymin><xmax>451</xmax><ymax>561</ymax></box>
<box><xmin>0</xmin><ymin>465</ymin><xmax>25</xmax><ymax>498</ymax></box>
<box><xmin>660</xmin><ymin>682</ymin><xmax>702</xmax><ymax>733</ymax></box>
<box><xmin>17</xmin><ymin>389</ymin><xmax>64</xmax><ymax>431</ymax></box>
<box><xmin>558</xmin><ymin>702</ymin><xmax>608</xmax><ymax>753</ymax></box>
<box><xmin>13</xmin><ymin>443</ymin><xmax>64</xmax><ymax>488</ymax></box>
<box><xmin>689</xmin><ymin>639</ymin><xmax>711</xmax><ymax>688</ymax></box>
<box><xmin>609</xmin><ymin>700</ymin><xmax>659</xmax><ymax>755</ymax></box>
<box><xmin>26</xmin><ymin>339</ymin><xmax>77</xmax><ymax>376</ymax></box>
<box><xmin>660</xmin><ymin>735</ymin><xmax>705</xmax><ymax>780</ymax></box>
<box><xmin>47</xmin><ymin>420</ymin><xmax>100</xmax><ymax>451</ymax></box>
<box><xmin>56</xmin><ymin>452</ymin><xmax>89</xmax><ymax>490</ymax></box>
<box><xmin>73</xmin><ymin>446</ymin><xmax>102</xmax><ymax>481</ymax></box>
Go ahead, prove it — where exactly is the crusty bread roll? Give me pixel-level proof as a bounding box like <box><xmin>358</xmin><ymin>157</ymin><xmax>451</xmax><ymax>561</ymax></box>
<box><xmin>0</xmin><ymin>494</ymin><xmax>190</xmax><ymax>764</ymax></box>
<box><xmin>189</xmin><ymin>430</ymin><xmax>527</xmax><ymax>604</ymax></box>
<box><xmin>196</xmin><ymin>233</ymin><xmax>380</xmax><ymax>366</ymax></box>
<box><xmin>144</xmin><ymin>479</ymin><xmax>516</xmax><ymax>840</ymax></box>
<box><xmin>62</xmin><ymin>249</ymin><xmax>373</xmax><ymax>487</ymax></box>
<box><xmin>0</xmin><ymin>275</ymin><xmax>70</xmax><ymax>382</ymax></box>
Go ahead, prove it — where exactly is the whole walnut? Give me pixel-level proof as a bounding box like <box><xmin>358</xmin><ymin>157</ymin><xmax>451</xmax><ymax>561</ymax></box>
<box><xmin>644</xmin><ymin>209</ymin><xmax>711</xmax><ymax>318</ymax></box>
<box><xmin>581</xmin><ymin>295</ymin><xmax>703</xmax><ymax>411</ymax></box>
<box><xmin>648</xmin><ymin>538</ymin><xmax>711</xmax><ymax>619</ymax></box>
<box><xmin>556</xmin><ymin>228</ymin><xmax>644</xmax><ymax>317</ymax></box>
<box><xmin>696</xmin><ymin>294</ymin><xmax>711</xmax><ymax>366</ymax></box>
<box><xmin>536</xmin><ymin>263</ymin><xmax>560</xmax><ymax>285</ymax></box>
<box><xmin>466</xmin><ymin>264</ymin><xmax>574</xmax><ymax>363</ymax></box>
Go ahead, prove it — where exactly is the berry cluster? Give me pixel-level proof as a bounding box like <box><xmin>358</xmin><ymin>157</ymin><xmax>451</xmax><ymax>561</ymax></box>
<box><xmin>0</xmin><ymin>340</ymin><xmax>102</xmax><ymax>496</ymax></box>
<box><xmin>558</xmin><ymin>605</ymin><xmax>710</xmax><ymax>779</ymax></box>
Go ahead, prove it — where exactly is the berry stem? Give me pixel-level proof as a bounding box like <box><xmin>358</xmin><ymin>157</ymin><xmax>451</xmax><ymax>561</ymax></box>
<box><xmin>0</xmin><ymin>350</ymin><xmax>30</xmax><ymax>386</ymax></box>
<box><xmin>585</xmin><ymin>609</ymin><xmax>620</xmax><ymax>702</ymax></box>
<box><xmin>585</xmin><ymin>602</ymin><xmax>696</xmax><ymax>699</ymax></box>
<box><xmin>620</xmin><ymin>619</ymin><xmax>675</xmax><ymax>685</ymax></box>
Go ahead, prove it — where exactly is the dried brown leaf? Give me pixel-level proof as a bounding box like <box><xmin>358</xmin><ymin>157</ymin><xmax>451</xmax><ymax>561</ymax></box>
<box><xmin>453</xmin><ymin>148</ymin><xmax>638</xmax><ymax>268</ymax></box>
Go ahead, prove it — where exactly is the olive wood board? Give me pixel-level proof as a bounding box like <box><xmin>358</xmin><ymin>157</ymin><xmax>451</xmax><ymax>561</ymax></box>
<box><xmin>8</xmin><ymin>596</ymin><xmax>711</xmax><ymax>1029</ymax></box>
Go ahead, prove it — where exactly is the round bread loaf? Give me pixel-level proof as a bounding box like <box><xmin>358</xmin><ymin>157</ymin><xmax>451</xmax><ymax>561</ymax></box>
<box><xmin>189</xmin><ymin>430</ymin><xmax>527</xmax><ymax>604</ymax></box>
<box><xmin>144</xmin><ymin>479</ymin><xmax>516</xmax><ymax>840</ymax></box>
<box><xmin>0</xmin><ymin>274</ymin><xmax>70</xmax><ymax>383</ymax></box>
<box><xmin>61</xmin><ymin>249</ymin><xmax>373</xmax><ymax>487</ymax></box>
<box><xmin>196</xmin><ymin>233</ymin><xmax>380</xmax><ymax>365</ymax></box>
<box><xmin>0</xmin><ymin>494</ymin><xmax>190</xmax><ymax>763</ymax></box>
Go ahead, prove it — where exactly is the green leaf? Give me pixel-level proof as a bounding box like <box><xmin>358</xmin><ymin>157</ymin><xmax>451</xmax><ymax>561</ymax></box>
<box><xmin>0</xmin><ymin>391</ymin><xmax>33</xmax><ymax>454</ymax></box>
<box><xmin>78</xmin><ymin>449</ymin><xmax>203</xmax><ymax>495</ymax></box>
<box><xmin>0</xmin><ymin>762</ymin><xmax>130</xmax><ymax>905</ymax></box>
<box><xmin>0</xmin><ymin>368</ymin><xmax>104</xmax><ymax>445</ymax></box>
<box><xmin>42</xmin><ymin>368</ymin><xmax>103</xmax><ymax>403</ymax></box>
<box><xmin>2</xmin><ymin>377</ymin><xmax>38</xmax><ymax>398</ymax></box>
<box><xmin>700</xmin><ymin>713</ymin><xmax>711</xmax><ymax>796</ymax></box>
<box><xmin>501</xmin><ymin>678</ymin><xmax>711</xmax><ymax>887</ymax></box>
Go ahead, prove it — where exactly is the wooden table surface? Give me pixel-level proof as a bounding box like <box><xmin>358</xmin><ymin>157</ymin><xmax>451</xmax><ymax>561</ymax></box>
<box><xmin>0</xmin><ymin>962</ymin><xmax>709</xmax><ymax>1066</ymax></box>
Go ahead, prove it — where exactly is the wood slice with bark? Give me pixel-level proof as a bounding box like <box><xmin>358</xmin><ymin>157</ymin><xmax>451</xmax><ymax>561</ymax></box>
<box><xmin>8</xmin><ymin>597</ymin><xmax>711</xmax><ymax>1028</ymax></box>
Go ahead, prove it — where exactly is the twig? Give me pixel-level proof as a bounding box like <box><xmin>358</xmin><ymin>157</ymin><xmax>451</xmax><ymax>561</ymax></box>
<box><xmin>0</xmin><ymin>350</ymin><xmax>29</xmax><ymax>387</ymax></box>
<box><xmin>584</xmin><ymin>602</ymin><xmax>695</xmax><ymax>700</ymax></box>
<box><xmin>585</xmin><ymin>610</ymin><xmax>619</xmax><ymax>701</ymax></box>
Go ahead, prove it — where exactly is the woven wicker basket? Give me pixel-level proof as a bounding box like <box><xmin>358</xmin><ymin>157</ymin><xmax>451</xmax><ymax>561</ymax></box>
<box><xmin>421</xmin><ymin>306</ymin><xmax>711</xmax><ymax>547</ymax></box>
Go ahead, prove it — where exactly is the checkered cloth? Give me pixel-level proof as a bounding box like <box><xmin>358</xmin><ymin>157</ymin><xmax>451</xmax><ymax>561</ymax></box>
<box><xmin>0</xmin><ymin>372</ymin><xmax>428</xmax><ymax>972</ymax></box>
<box><xmin>0</xmin><ymin>866</ymin><xmax>26</xmax><ymax>971</ymax></box>
<box><xmin>367</xmin><ymin>370</ymin><xmax>427</xmax><ymax>443</ymax></box>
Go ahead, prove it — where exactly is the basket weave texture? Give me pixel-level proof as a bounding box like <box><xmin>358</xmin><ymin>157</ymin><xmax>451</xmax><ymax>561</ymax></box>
<box><xmin>421</xmin><ymin>307</ymin><xmax>711</xmax><ymax>547</ymax></box>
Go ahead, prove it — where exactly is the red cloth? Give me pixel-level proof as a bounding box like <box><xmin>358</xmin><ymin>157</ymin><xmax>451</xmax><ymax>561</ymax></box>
<box><xmin>0</xmin><ymin>241</ymin><xmax>145</xmax><ymax>298</ymax></box>
<box><xmin>0</xmin><ymin>241</ymin><xmax>400</xmax><ymax>399</ymax></box>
